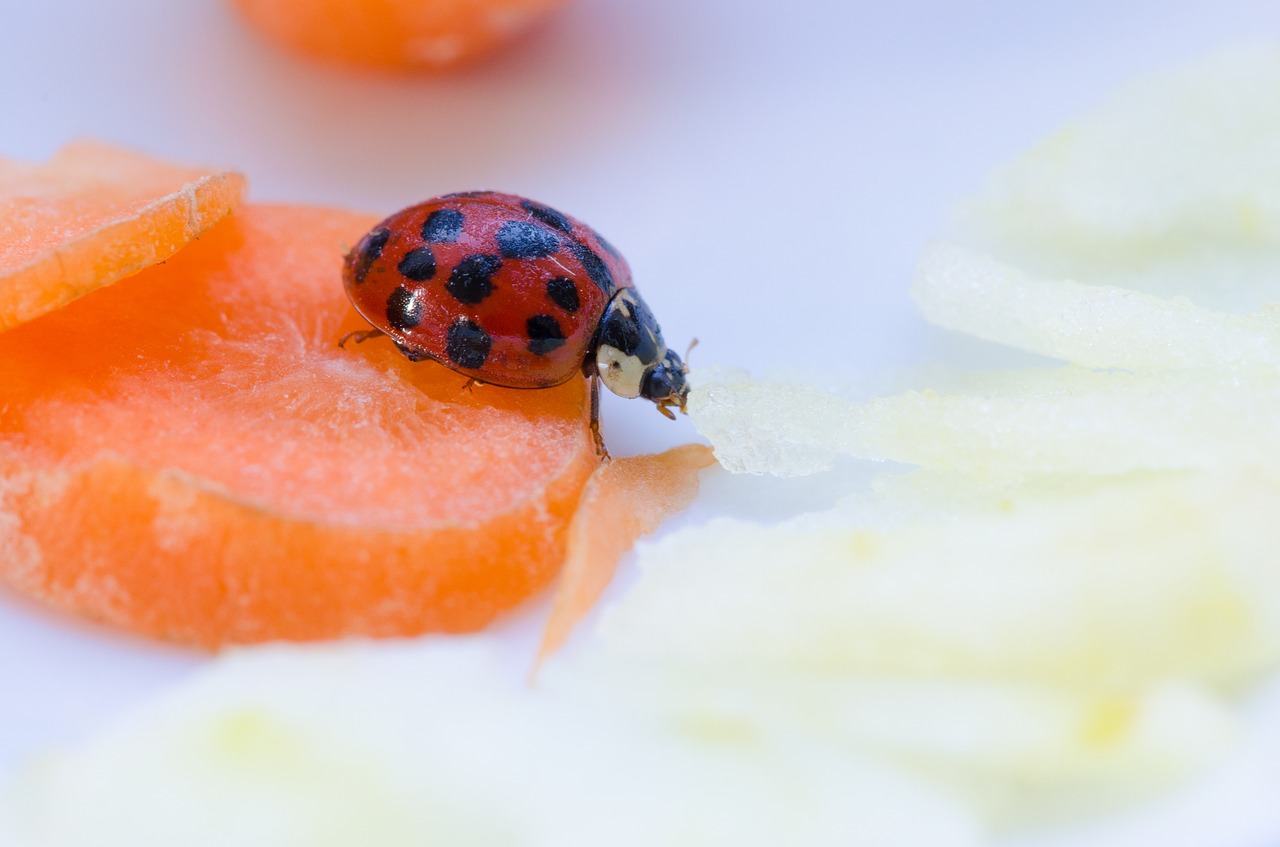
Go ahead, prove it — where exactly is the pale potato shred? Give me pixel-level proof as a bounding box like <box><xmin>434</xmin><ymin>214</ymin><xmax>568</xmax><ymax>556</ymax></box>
<box><xmin>675</xmin><ymin>45</ymin><xmax>1280</xmax><ymax>824</ymax></box>
<box><xmin>8</xmin><ymin>48</ymin><xmax>1280</xmax><ymax>846</ymax></box>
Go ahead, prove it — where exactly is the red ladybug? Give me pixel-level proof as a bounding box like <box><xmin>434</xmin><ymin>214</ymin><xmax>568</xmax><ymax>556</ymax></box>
<box><xmin>340</xmin><ymin>192</ymin><xmax>690</xmax><ymax>446</ymax></box>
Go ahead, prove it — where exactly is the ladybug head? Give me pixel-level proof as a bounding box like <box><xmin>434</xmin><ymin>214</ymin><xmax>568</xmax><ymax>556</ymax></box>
<box><xmin>594</xmin><ymin>289</ymin><xmax>689</xmax><ymax>419</ymax></box>
<box><xmin>640</xmin><ymin>348</ymin><xmax>689</xmax><ymax>420</ymax></box>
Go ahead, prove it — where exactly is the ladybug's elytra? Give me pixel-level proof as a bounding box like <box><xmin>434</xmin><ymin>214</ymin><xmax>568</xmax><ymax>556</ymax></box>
<box><xmin>340</xmin><ymin>192</ymin><xmax>690</xmax><ymax>449</ymax></box>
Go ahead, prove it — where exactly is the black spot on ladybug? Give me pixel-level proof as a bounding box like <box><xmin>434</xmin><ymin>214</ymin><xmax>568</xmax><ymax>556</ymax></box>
<box><xmin>447</xmin><ymin>318</ymin><xmax>491</xmax><ymax>369</ymax></box>
<box><xmin>590</xmin><ymin>228</ymin><xmax>622</xmax><ymax>260</ymax></box>
<box><xmin>349</xmin><ymin>227</ymin><xmax>390</xmax><ymax>284</ymax></box>
<box><xmin>496</xmin><ymin>221</ymin><xmax>560</xmax><ymax>259</ymax></box>
<box><xmin>422</xmin><ymin>208</ymin><xmax>464</xmax><ymax>243</ymax></box>
<box><xmin>521</xmin><ymin>200</ymin><xmax>573</xmax><ymax>234</ymax></box>
<box><xmin>526</xmin><ymin>314</ymin><xmax>567</xmax><ymax>355</ymax></box>
<box><xmin>570</xmin><ymin>242</ymin><xmax>614</xmax><ymax>294</ymax></box>
<box><xmin>446</xmin><ymin>254</ymin><xmax>502</xmax><ymax>304</ymax></box>
<box><xmin>441</xmin><ymin>191</ymin><xmax>488</xmax><ymax>199</ymax></box>
<box><xmin>397</xmin><ymin>246</ymin><xmax>437</xmax><ymax>282</ymax></box>
<box><xmin>386</xmin><ymin>286</ymin><xmax>424</xmax><ymax>331</ymax></box>
<box><xmin>545</xmin><ymin>276</ymin><xmax>580</xmax><ymax>313</ymax></box>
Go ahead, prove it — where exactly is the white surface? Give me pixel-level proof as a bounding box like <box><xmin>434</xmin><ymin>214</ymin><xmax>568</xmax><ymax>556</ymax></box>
<box><xmin>2</xmin><ymin>0</ymin><xmax>1279</xmax><ymax>843</ymax></box>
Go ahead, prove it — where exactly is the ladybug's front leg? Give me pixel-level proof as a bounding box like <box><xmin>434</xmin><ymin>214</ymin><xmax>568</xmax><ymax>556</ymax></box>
<box><xmin>337</xmin><ymin>328</ymin><xmax>385</xmax><ymax>348</ymax></box>
<box><xmin>589</xmin><ymin>375</ymin><xmax>609</xmax><ymax>461</ymax></box>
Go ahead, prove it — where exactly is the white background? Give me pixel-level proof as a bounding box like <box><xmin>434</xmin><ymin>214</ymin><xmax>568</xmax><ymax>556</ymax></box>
<box><xmin>3</xmin><ymin>1</ymin><xmax>1280</xmax><ymax>844</ymax></box>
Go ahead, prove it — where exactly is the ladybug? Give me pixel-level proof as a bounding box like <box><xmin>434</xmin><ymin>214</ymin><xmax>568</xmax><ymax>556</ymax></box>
<box><xmin>340</xmin><ymin>192</ymin><xmax>690</xmax><ymax>450</ymax></box>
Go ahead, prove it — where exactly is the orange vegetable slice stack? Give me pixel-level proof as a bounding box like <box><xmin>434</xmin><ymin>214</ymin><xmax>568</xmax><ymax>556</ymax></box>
<box><xmin>0</xmin><ymin>198</ymin><xmax>600</xmax><ymax>646</ymax></box>
<box><xmin>0</xmin><ymin>141</ymin><xmax>245</xmax><ymax>332</ymax></box>
<box><xmin>231</xmin><ymin>0</ymin><xmax>569</xmax><ymax>72</ymax></box>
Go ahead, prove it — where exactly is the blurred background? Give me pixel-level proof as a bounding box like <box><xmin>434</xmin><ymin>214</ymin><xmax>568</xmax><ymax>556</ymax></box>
<box><xmin>8</xmin><ymin>1</ymin><xmax>1278</xmax><ymax>452</ymax></box>
<box><xmin>2</xmin><ymin>0</ymin><xmax>1279</xmax><ymax>843</ymax></box>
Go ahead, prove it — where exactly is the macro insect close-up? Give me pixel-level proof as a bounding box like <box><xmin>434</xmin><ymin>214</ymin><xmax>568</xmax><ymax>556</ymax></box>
<box><xmin>3</xmin><ymin>2</ymin><xmax>1280</xmax><ymax>847</ymax></box>
<box><xmin>340</xmin><ymin>192</ymin><xmax>690</xmax><ymax>452</ymax></box>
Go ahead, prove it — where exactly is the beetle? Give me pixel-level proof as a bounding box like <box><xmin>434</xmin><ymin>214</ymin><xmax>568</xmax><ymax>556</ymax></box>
<box><xmin>340</xmin><ymin>192</ymin><xmax>689</xmax><ymax>452</ymax></box>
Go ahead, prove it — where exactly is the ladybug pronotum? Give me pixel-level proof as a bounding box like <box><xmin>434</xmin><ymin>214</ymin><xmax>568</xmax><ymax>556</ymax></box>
<box><xmin>340</xmin><ymin>192</ymin><xmax>690</xmax><ymax>450</ymax></box>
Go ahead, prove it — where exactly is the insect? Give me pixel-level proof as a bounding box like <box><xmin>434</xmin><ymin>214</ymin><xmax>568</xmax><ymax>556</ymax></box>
<box><xmin>340</xmin><ymin>192</ymin><xmax>690</xmax><ymax>452</ymax></box>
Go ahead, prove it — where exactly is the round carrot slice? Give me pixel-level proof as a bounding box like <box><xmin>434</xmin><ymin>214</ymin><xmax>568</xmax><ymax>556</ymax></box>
<box><xmin>0</xmin><ymin>204</ymin><xmax>599</xmax><ymax>646</ymax></box>
<box><xmin>0</xmin><ymin>141</ymin><xmax>246</xmax><ymax>333</ymax></box>
<box><xmin>231</xmin><ymin>0</ymin><xmax>567</xmax><ymax>72</ymax></box>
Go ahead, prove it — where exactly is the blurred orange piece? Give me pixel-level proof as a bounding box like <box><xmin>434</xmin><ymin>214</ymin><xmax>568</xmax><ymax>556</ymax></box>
<box><xmin>0</xmin><ymin>141</ymin><xmax>245</xmax><ymax>333</ymax></box>
<box><xmin>232</xmin><ymin>0</ymin><xmax>568</xmax><ymax>71</ymax></box>
<box><xmin>537</xmin><ymin>443</ymin><xmax>716</xmax><ymax>663</ymax></box>
<box><xmin>0</xmin><ymin>204</ymin><xmax>600</xmax><ymax>647</ymax></box>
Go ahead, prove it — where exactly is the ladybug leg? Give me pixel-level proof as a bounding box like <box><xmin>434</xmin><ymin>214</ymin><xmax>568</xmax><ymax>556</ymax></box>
<box><xmin>590</xmin><ymin>375</ymin><xmax>610</xmax><ymax>460</ymax></box>
<box><xmin>453</xmin><ymin>377</ymin><xmax>486</xmax><ymax>400</ymax></box>
<box><xmin>338</xmin><ymin>328</ymin><xmax>385</xmax><ymax>348</ymax></box>
<box><xmin>393</xmin><ymin>340</ymin><xmax>433</xmax><ymax>363</ymax></box>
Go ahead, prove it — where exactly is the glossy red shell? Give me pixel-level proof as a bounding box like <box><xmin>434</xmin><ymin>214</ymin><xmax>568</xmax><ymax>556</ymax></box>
<box><xmin>343</xmin><ymin>192</ymin><xmax>633</xmax><ymax>389</ymax></box>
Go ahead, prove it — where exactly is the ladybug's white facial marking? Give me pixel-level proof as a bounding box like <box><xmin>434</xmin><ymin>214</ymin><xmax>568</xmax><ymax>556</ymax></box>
<box><xmin>595</xmin><ymin>289</ymin><xmax>666</xmax><ymax>401</ymax></box>
<box><xmin>597</xmin><ymin>343</ymin><xmax>647</xmax><ymax>398</ymax></box>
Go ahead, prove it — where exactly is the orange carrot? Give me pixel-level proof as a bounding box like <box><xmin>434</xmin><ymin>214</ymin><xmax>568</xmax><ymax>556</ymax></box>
<box><xmin>537</xmin><ymin>444</ymin><xmax>716</xmax><ymax>663</ymax></box>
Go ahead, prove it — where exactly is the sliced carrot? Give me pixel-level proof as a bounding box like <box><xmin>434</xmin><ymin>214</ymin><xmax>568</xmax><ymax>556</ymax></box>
<box><xmin>536</xmin><ymin>444</ymin><xmax>716</xmax><ymax>662</ymax></box>
<box><xmin>231</xmin><ymin>0</ymin><xmax>568</xmax><ymax>72</ymax></box>
<box><xmin>0</xmin><ymin>204</ymin><xmax>600</xmax><ymax>647</ymax></box>
<box><xmin>0</xmin><ymin>141</ymin><xmax>245</xmax><ymax>333</ymax></box>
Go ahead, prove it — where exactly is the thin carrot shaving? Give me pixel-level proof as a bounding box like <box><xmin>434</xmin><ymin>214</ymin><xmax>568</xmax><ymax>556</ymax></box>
<box><xmin>536</xmin><ymin>443</ymin><xmax>716</xmax><ymax>664</ymax></box>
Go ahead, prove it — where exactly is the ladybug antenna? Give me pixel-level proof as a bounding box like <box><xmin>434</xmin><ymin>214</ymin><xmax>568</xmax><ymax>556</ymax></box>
<box><xmin>682</xmin><ymin>338</ymin><xmax>699</xmax><ymax>373</ymax></box>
